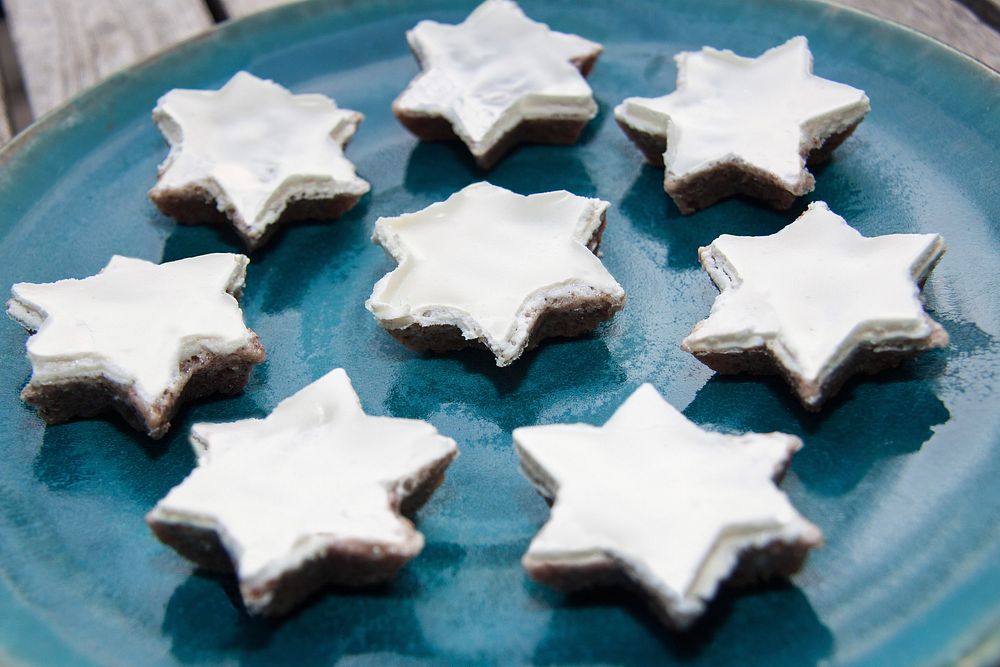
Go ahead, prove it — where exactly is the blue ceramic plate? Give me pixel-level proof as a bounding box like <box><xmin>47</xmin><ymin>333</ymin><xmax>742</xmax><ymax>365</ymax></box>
<box><xmin>1</xmin><ymin>1</ymin><xmax>998</xmax><ymax>664</ymax></box>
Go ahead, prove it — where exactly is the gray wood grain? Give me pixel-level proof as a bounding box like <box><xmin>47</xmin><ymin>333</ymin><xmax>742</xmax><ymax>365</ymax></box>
<box><xmin>0</xmin><ymin>16</ymin><xmax>17</xmax><ymax>143</ymax></box>
<box><xmin>0</xmin><ymin>85</ymin><xmax>10</xmax><ymax>144</ymax></box>
<box><xmin>834</xmin><ymin>0</ymin><xmax>1000</xmax><ymax>70</ymax></box>
<box><xmin>0</xmin><ymin>12</ymin><xmax>34</xmax><ymax>137</ymax></box>
<box><xmin>3</xmin><ymin>0</ymin><xmax>213</xmax><ymax>117</ymax></box>
<box><xmin>221</xmin><ymin>0</ymin><xmax>298</xmax><ymax>17</ymax></box>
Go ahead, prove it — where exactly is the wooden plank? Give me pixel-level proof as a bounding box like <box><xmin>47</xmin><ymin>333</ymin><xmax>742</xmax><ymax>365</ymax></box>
<box><xmin>0</xmin><ymin>16</ymin><xmax>17</xmax><ymax>143</ymax></box>
<box><xmin>0</xmin><ymin>81</ymin><xmax>11</xmax><ymax>144</ymax></box>
<box><xmin>3</xmin><ymin>0</ymin><xmax>214</xmax><ymax>118</ymax></box>
<box><xmin>221</xmin><ymin>0</ymin><xmax>300</xmax><ymax>18</ymax></box>
<box><xmin>958</xmin><ymin>0</ymin><xmax>1000</xmax><ymax>31</ymax></box>
<box><xmin>835</xmin><ymin>0</ymin><xmax>1000</xmax><ymax>70</ymax></box>
<box><xmin>0</xmin><ymin>8</ymin><xmax>40</xmax><ymax>142</ymax></box>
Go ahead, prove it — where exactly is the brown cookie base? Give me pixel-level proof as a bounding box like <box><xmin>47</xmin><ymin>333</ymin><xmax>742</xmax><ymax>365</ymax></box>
<box><xmin>150</xmin><ymin>185</ymin><xmax>364</xmax><ymax>251</ymax></box>
<box><xmin>615</xmin><ymin>119</ymin><xmax>862</xmax><ymax>213</ymax></box>
<box><xmin>148</xmin><ymin>449</ymin><xmax>457</xmax><ymax>616</ymax></box>
<box><xmin>393</xmin><ymin>52</ymin><xmax>600</xmax><ymax>169</ymax></box>
<box><xmin>375</xmin><ymin>217</ymin><xmax>623</xmax><ymax>361</ymax></box>
<box><xmin>386</xmin><ymin>293</ymin><xmax>623</xmax><ymax>357</ymax></box>
<box><xmin>393</xmin><ymin>113</ymin><xmax>594</xmax><ymax>170</ymax></box>
<box><xmin>21</xmin><ymin>340</ymin><xmax>265</xmax><ymax>439</ymax></box>
<box><xmin>686</xmin><ymin>321</ymin><xmax>949</xmax><ymax>411</ymax></box>
<box><xmin>523</xmin><ymin>534</ymin><xmax>817</xmax><ymax>630</ymax></box>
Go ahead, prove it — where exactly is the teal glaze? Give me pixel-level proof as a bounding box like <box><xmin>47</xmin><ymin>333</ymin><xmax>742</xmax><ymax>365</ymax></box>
<box><xmin>0</xmin><ymin>0</ymin><xmax>998</xmax><ymax>664</ymax></box>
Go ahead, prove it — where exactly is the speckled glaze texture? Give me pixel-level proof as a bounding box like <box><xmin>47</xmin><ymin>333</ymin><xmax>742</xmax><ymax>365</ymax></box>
<box><xmin>0</xmin><ymin>1</ymin><xmax>998</xmax><ymax>666</ymax></box>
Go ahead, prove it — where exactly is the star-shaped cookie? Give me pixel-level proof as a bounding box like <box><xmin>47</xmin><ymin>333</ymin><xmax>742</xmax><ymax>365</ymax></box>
<box><xmin>515</xmin><ymin>383</ymin><xmax>821</xmax><ymax>629</ymax></box>
<box><xmin>393</xmin><ymin>0</ymin><xmax>602</xmax><ymax>168</ymax></box>
<box><xmin>683</xmin><ymin>202</ymin><xmax>947</xmax><ymax>409</ymax></box>
<box><xmin>149</xmin><ymin>71</ymin><xmax>370</xmax><ymax>249</ymax></box>
<box><xmin>365</xmin><ymin>182</ymin><xmax>625</xmax><ymax>366</ymax></box>
<box><xmin>615</xmin><ymin>36</ymin><xmax>870</xmax><ymax>212</ymax></box>
<box><xmin>147</xmin><ymin>368</ymin><xmax>459</xmax><ymax>616</ymax></box>
<box><xmin>7</xmin><ymin>253</ymin><xmax>265</xmax><ymax>438</ymax></box>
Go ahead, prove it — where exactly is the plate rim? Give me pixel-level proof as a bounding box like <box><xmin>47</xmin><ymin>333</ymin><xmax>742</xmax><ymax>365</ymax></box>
<box><xmin>0</xmin><ymin>0</ymin><xmax>998</xmax><ymax>665</ymax></box>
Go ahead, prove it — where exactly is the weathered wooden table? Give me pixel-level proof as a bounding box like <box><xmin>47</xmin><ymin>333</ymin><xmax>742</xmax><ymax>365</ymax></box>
<box><xmin>0</xmin><ymin>0</ymin><xmax>996</xmax><ymax>145</ymax></box>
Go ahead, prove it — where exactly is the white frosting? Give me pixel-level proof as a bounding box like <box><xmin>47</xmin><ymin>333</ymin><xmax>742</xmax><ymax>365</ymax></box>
<box><xmin>514</xmin><ymin>383</ymin><xmax>820</xmax><ymax>628</ymax></box>
<box><xmin>394</xmin><ymin>0</ymin><xmax>600</xmax><ymax>160</ymax></box>
<box><xmin>682</xmin><ymin>202</ymin><xmax>946</xmax><ymax>404</ymax></box>
<box><xmin>365</xmin><ymin>182</ymin><xmax>625</xmax><ymax>366</ymax></box>
<box><xmin>151</xmin><ymin>71</ymin><xmax>370</xmax><ymax>244</ymax></box>
<box><xmin>149</xmin><ymin>368</ymin><xmax>458</xmax><ymax>613</ymax></box>
<box><xmin>614</xmin><ymin>36</ymin><xmax>870</xmax><ymax>191</ymax></box>
<box><xmin>8</xmin><ymin>253</ymin><xmax>258</xmax><ymax>405</ymax></box>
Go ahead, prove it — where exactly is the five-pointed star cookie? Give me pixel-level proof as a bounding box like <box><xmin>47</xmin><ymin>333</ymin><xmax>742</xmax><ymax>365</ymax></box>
<box><xmin>147</xmin><ymin>368</ymin><xmax>458</xmax><ymax>616</ymax></box>
<box><xmin>615</xmin><ymin>36</ymin><xmax>870</xmax><ymax>213</ymax></box>
<box><xmin>7</xmin><ymin>253</ymin><xmax>265</xmax><ymax>438</ymax></box>
<box><xmin>683</xmin><ymin>202</ymin><xmax>947</xmax><ymax>409</ymax></box>
<box><xmin>393</xmin><ymin>0</ymin><xmax>602</xmax><ymax>168</ymax></box>
<box><xmin>365</xmin><ymin>182</ymin><xmax>625</xmax><ymax>366</ymax></box>
<box><xmin>515</xmin><ymin>383</ymin><xmax>821</xmax><ymax>629</ymax></box>
<box><xmin>149</xmin><ymin>71</ymin><xmax>370</xmax><ymax>249</ymax></box>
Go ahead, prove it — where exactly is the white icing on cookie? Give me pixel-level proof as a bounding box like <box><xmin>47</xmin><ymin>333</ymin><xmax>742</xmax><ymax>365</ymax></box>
<box><xmin>394</xmin><ymin>0</ymin><xmax>601</xmax><ymax>162</ymax></box>
<box><xmin>365</xmin><ymin>182</ymin><xmax>625</xmax><ymax>366</ymax></box>
<box><xmin>8</xmin><ymin>253</ymin><xmax>259</xmax><ymax>405</ymax></box>
<box><xmin>148</xmin><ymin>368</ymin><xmax>458</xmax><ymax>614</ymax></box>
<box><xmin>615</xmin><ymin>36</ymin><xmax>869</xmax><ymax>193</ymax></box>
<box><xmin>151</xmin><ymin>71</ymin><xmax>370</xmax><ymax>245</ymax></box>
<box><xmin>683</xmin><ymin>202</ymin><xmax>947</xmax><ymax>406</ymax></box>
<box><xmin>515</xmin><ymin>383</ymin><xmax>820</xmax><ymax>628</ymax></box>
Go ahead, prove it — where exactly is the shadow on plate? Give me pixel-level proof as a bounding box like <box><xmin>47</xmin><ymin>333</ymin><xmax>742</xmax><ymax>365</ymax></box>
<box><xmin>618</xmin><ymin>165</ymin><xmax>801</xmax><ymax>270</ymax></box>
<box><xmin>529</xmin><ymin>579</ymin><xmax>832</xmax><ymax>666</ymax></box>
<box><xmin>382</xmin><ymin>333</ymin><xmax>626</xmax><ymax>431</ymax></box>
<box><xmin>161</xmin><ymin>541</ymin><xmax>466</xmax><ymax>665</ymax></box>
<box><xmin>402</xmin><ymin>131</ymin><xmax>598</xmax><ymax>198</ymax></box>
<box><xmin>32</xmin><ymin>379</ymin><xmax>268</xmax><ymax>504</ymax></box>
<box><xmin>683</xmin><ymin>348</ymin><xmax>951</xmax><ymax>496</ymax></box>
<box><xmin>159</xmin><ymin>196</ymin><xmax>373</xmax><ymax>315</ymax></box>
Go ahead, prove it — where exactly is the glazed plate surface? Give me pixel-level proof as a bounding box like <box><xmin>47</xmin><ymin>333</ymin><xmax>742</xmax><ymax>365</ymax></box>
<box><xmin>0</xmin><ymin>0</ymin><xmax>998</xmax><ymax>664</ymax></box>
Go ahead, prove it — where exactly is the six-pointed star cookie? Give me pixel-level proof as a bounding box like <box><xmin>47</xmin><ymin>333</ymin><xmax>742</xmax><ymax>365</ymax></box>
<box><xmin>365</xmin><ymin>182</ymin><xmax>625</xmax><ymax>366</ymax></box>
<box><xmin>393</xmin><ymin>0</ymin><xmax>602</xmax><ymax>168</ymax></box>
<box><xmin>515</xmin><ymin>383</ymin><xmax>821</xmax><ymax>629</ymax></box>
<box><xmin>615</xmin><ymin>36</ymin><xmax>870</xmax><ymax>213</ymax></box>
<box><xmin>147</xmin><ymin>368</ymin><xmax>458</xmax><ymax>616</ymax></box>
<box><xmin>7</xmin><ymin>253</ymin><xmax>265</xmax><ymax>438</ymax></box>
<box><xmin>149</xmin><ymin>71</ymin><xmax>371</xmax><ymax>249</ymax></box>
<box><xmin>683</xmin><ymin>201</ymin><xmax>947</xmax><ymax>409</ymax></box>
